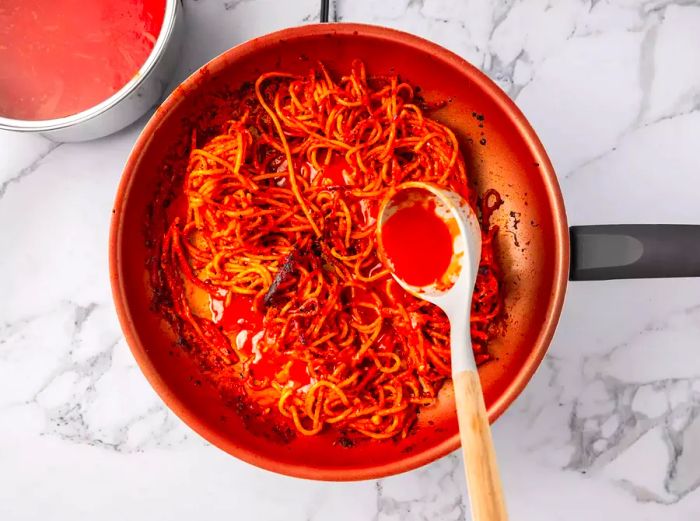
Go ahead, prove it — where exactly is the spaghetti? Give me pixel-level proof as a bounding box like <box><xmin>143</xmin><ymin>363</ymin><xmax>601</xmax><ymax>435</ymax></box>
<box><xmin>154</xmin><ymin>60</ymin><xmax>504</xmax><ymax>441</ymax></box>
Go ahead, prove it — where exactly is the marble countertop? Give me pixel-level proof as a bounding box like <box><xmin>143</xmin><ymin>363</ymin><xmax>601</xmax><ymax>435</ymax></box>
<box><xmin>2</xmin><ymin>0</ymin><xmax>700</xmax><ymax>519</ymax></box>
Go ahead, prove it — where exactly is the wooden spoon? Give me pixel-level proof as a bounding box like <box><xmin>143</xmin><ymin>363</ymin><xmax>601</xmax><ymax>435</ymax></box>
<box><xmin>377</xmin><ymin>182</ymin><xmax>508</xmax><ymax>521</ymax></box>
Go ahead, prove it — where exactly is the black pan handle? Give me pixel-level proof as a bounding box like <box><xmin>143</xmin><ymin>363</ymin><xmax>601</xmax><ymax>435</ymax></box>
<box><xmin>570</xmin><ymin>225</ymin><xmax>700</xmax><ymax>281</ymax></box>
<box><xmin>320</xmin><ymin>0</ymin><xmax>330</xmax><ymax>22</ymax></box>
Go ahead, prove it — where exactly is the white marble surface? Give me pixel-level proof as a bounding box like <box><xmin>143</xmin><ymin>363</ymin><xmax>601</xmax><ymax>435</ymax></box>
<box><xmin>2</xmin><ymin>0</ymin><xmax>700</xmax><ymax>519</ymax></box>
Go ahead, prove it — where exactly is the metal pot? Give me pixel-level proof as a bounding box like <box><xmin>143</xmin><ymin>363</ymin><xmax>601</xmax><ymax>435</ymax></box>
<box><xmin>0</xmin><ymin>0</ymin><xmax>184</xmax><ymax>142</ymax></box>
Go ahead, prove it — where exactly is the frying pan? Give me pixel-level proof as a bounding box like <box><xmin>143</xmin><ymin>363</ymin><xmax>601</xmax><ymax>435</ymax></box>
<box><xmin>109</xmin><ymin>22</ymin><xmax>700</xmax><ymax>481</ymax></box>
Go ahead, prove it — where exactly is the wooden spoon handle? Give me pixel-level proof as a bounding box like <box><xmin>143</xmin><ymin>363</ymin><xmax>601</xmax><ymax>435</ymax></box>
<box><xmin>453</xmin><ymin>369</ymin><xmax>508</xmax><ymax>521</ymax></box>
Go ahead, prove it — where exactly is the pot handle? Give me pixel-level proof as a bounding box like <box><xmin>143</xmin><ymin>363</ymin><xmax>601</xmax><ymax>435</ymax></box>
<box><xmin>570</xmin><ymin>225</ymin><xmax>700</xmax><ymax>281</ymax></box>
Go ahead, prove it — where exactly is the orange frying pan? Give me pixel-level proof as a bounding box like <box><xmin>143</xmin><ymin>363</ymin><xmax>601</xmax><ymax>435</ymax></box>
<box><xmin>109</xmin><ymin>23</ymin><xmax>700</xmax><ymax>481</ymax></box>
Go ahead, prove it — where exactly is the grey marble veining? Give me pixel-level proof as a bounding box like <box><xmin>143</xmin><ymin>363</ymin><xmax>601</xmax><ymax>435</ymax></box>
<box><xmin>2</xmin><ymin>0</ymin><xmax>700</xmax><ymax>519</ymax></box>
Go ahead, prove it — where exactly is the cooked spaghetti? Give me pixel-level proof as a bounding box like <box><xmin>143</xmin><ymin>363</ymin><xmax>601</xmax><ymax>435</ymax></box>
<box><xmin>154</xmin><ymin>60</ymin><xmax>504</xmax><ymax>441</ymax></box>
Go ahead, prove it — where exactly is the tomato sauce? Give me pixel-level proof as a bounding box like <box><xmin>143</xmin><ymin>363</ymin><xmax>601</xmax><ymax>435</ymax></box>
<box><xmin>211</xmin><ymin>295</ymin><xmax>263</xmax><ymax>355</ymax></box>
<box><xmin>216</xmin><ymin>295</ymin><xmax>263</xmax><ymax>332</ymax></box>
<box><xmin>0</xmin><ymin>0</ymin><xmax>165</xmax><ymax>120</ymax></box>
<box><xmin>381</xmin><ymin>200</ymin><xmax>454</xmax><ymax>287</ymax></box>
<box><xmin>212</xmin><ymin>294</ymin><xmax>311</xmax><ymax>385</ymax></box>
<box><xmin>251</xmin><ymin>356</ymin><xmax>310</xmax><ymax>386</ymax></box>
<box><xmin>321</xmin><ymin>156</ymin><xmax>352</xmax><ymax>186</ymax></box>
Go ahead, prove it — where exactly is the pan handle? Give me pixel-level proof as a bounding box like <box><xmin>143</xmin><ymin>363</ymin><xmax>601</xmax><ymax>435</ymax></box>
<box><xmin>320</xmin><ymin>0</ymin><xmax>330</xmax><ymax>22</ymax></box>
<box><xmin>570</xmin><ymin>225</ymin><xmax>700</xmax><ymax>281</ymax></box>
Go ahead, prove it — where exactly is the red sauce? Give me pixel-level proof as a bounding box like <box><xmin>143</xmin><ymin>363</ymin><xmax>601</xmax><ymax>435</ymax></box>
<box><xmin>251</xmin><ymin>354</ymin><xmax>310</xmax><ymax>386</ymax></box>
<box><xmin>381</xmin><ymin>200</ymin><xmax>454</xmax><ymax>287</ymax></box>
<box><xmin>250</xmin><ymin>355</ymin><xmax>280</xmax><ymax>381</ymax></box>
<box><xmin>217</xmin><ymin>296</ymin><xmax>263</xmax><ymax>332</ymax></box>
<box><xmin>211</xmin><ymin>295</ymin><xmax>263</xmax><ymax>356</ymax></box>
<box><xmin>287</xmin><ymin>359</ymin><xmax>311</xmax><ymax>385</ymax></box>
<box><xmin>376</xmin><ymin>329</ymin><xmax>397</xmax><ymax>351</ymax></box>
<box><xmin>213</xmin><ymin>295</ymin><xmax>310</xmax><ymax>385</ymax></box>
<box><xmin>320</xmin><ymin>156</ymin><xmax>352</xmax><ymax>186</ymax></box>
<box><xmin>0</xmin><ymin>0</ymin><xmax>165</xmax><ymax>120</ymax></box>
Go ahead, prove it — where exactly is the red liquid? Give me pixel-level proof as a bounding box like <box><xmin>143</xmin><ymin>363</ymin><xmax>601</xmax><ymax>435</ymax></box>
<box><xmin>381</xmin><ymin>200</ymin><xmax>454</xmax><ymax>287</ymax></box>
<box><xmin>251</xmin><ymin>356</ymin><xmax>310</xmax><ymax>386</ymax></box>
<box><xmin>0</xmin><ymin>0</ymin><xmax>165</xmax><ymax>120</ymax></box>
<box><xmin>320</xmin><ymin>156</ymin><xmax>351</xmax><ymax>186</ymax></box>
<box><xmin>213</xmin><ymin>295</ymin><xmax>310</xmax><ymax>385</ymax></box>
<box><xmin>212</xmin><ymin>295</ymin><xmax>263</xmax><ymax>355</ymax></box>
<box><xmin>217</xmin><ymin>296</ymin><xmax>263</xmax><ymax>333</ymax></box>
